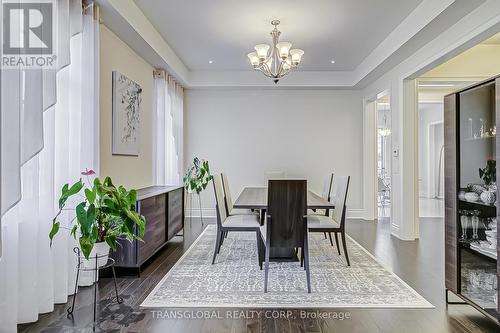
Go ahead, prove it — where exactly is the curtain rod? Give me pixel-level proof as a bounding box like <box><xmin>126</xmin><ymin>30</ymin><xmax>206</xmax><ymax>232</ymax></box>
<box><xmin>153</xmin><ymin>69</ymin><xmax>184</xmax><ymax>89</ymax></box>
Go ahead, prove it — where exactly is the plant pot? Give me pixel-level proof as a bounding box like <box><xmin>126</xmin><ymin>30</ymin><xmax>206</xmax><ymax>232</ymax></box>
<box><xmin>82</xmin><ymin>242</ymin><xmax>110</xmax><ymax>269</ymax></box>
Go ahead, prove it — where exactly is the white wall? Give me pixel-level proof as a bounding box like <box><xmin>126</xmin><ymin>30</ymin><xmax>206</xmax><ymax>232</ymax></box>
<box><xmin>418</xmin><ymin>103</ymin><xmax>444</xmax><ymax>198</ymax></box>
<box><xmin>184</xmin><ymin>88</ymin><xmax>364</xmax><ymax>217</ymax></box>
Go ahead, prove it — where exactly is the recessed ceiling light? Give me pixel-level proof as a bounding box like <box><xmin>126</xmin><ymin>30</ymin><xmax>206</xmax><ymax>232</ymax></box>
<box><xmin>208</xmin><ymin>60</ymin><xmax>214</xmax><ymax>64</ymax></box>
<box><xmin>330</xmin><ymin>60</ymin><xmax>335</xmax><ymax>64</ymax></box>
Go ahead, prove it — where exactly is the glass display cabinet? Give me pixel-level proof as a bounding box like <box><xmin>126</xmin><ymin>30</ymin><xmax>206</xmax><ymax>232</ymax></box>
<box><xmin>445</xmin><ymin>75</ymin><xmax>499</xmax><ymax>323</ymax></box>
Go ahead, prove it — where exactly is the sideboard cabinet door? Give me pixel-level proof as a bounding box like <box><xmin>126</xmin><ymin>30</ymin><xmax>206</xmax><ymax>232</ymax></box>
<box><xmin>167</xmin><ymin>188</ymin><xmax>183</xmax><ymax>241</ymax></box>
<box><xmin>138</xmin><ymin>194</ymin><xmax>166</xmax><ymax>264</ymax></box>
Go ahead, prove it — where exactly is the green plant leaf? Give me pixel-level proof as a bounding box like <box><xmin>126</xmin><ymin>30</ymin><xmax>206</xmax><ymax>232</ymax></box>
<box><xmin>105</xmin><ymin>233</ymin><xmax>117</xmax><ymax>250</ymax></box>
<box><xmin>79</xmin><ymin>237</ymin><xmax>94</xmax><ymax>259</ymax></box>
<box><xmin>70</xmin><ymin>224</ymin><xmax>78</xmax><ymax>238</ymax></box>
<box><xmin>76</xmin><ymin>202</ymin><xmax>89</xmax><ymax>235</ymax></box>
<box><xmin>49</xmin><ymin>222</ymin><xmax>60</xmax><ymax>242</ymax></box>
<box><xmin>68</xmin><ymin>180</ymin><xmax>84</xmax><ymax>196</ymax></box>
<box><xmin>87</xmin><ymin>203</ymin><xmax>96</xmax><ymax>225</ymax></box>
<box><xmin>85</xmin><ymin>188</ymin><xmax>96</xmax><ymax>204</ymax></box>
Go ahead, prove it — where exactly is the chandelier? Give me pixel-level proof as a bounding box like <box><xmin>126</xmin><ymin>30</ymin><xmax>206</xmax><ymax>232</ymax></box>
<box><xmin>247</xmin><ymin>20</ymin><xmax>304</xmax><ymax>83</ymax></box>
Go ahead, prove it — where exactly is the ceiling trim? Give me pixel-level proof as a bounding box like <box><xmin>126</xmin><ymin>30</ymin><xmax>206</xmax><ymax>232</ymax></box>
<box><xmin>97</xmin><ymin>0</ymin><xmax>190</xmax><ymax>85</ymax></box>
<box><xmin>97</xmin><ymin>0</ymin><xmax>493</xmax><ymax>89</ymax></box>
<box><xmin>352</xmin><ymin>0</ymin><xmax>455</xmax><ymax>84</ymax></box>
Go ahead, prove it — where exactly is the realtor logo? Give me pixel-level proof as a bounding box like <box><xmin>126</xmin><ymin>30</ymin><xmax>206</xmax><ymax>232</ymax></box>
<box><xmin>1</xmin><ymin>0</ymin><xmax>56</xmax><ymax>68</ymax></box>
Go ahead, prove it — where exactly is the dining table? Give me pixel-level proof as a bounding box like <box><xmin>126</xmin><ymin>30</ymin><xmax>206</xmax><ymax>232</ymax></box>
<box><xmin>233</xmin><ymin>186</ymin><xmax>335</xmax><ymax>261</ymax></box>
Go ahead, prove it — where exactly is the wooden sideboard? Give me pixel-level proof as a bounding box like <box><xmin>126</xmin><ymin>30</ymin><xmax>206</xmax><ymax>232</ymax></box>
<box><xmin>111</xmin><ymin>185</ymin><xmax>184</xmax><ymax>274</ymax></box>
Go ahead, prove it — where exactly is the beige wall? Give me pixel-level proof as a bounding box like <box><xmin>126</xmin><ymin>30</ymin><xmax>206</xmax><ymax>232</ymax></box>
<box><xmin>422</xmin><ymin>44</ymin><xmax>500</xmax><ymax>78</ymax></box>
<box><xmin>99</xmin><ymin>25</ymin><xmax>153</xmax><ymax>189</ymax></box>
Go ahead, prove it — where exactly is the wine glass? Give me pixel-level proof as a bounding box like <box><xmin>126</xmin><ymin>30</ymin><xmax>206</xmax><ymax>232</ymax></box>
<box><xmin>460</xmin><ymin>210</ymin><xmax>468</xmax><ymax>241</ymax></box>
<box><xmin>471</xmin><ymin>210</ymin><xmax>480</xmax><ymax>241</ymax></box>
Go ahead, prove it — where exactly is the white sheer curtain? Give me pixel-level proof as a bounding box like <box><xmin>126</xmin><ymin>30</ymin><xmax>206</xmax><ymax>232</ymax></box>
<box><xmin>1</xmin><ymin>0</ymin><xmax>83</xmax><ymax>217</ymax></box>
<box><xmin>0</xmin><ymin>1</ymin><xmax>99</xmax><ymax>330</ymax></box>
<box><xmin>153</xmin><ymin>70</ymin><xmax>184</xmax><ymax>186</ymax></box>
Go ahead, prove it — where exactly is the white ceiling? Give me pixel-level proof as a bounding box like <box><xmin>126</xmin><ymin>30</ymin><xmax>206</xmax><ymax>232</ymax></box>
<box><xmin>134</xmin><ymin>0</ymin><xmax>423</xmax><ymax>72</ymax></box>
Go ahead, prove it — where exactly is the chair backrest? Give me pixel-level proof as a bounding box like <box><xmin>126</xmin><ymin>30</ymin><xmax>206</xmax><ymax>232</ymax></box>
<box><xmin>264</xmin><ymin>170</ymin><xmax>286</xmax><ymax>183</ymax></box>
<box><xmin>267</xmin><ymin>179</ymin><xmax>307</xmax><ymax>248</ymax></box>
<box><xmin>212</xmin><ymin>174</ymin><xmax>227</xmax><ymax>226</ymax></box>
<box><xmin>321</xmin><ymin>173</ymin><xmax>334</xmax><ymax>200</ymax></box>
<box><xmin>378</xmin><ymin>177</ymin><xmax>390</xmax><ymax>191</ymax></box>
<box><xmin>221</xmin><ymin>172</ymin><xmax>234</xmax><ymax>213</ymax></box>
<box><xmin>330</xmin><ymin>176</ymin><xmax>350</xmax><ymax>228</ymax></box>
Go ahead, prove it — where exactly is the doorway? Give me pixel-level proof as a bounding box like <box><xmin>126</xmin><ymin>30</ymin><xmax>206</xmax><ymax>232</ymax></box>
<box><xmin>376</xmin><ymin>94</ymin><xmax>391</xmax><ymax>219</ymax></box>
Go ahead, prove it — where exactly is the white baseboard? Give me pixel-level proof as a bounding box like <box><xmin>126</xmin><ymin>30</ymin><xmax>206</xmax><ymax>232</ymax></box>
<box><xmin>346</xmin><ymin>209</ymin><xmax>366</xmax><ymax>219</ymax></box>
<box><xmin>185</xmin><ymin>208</ymin><xmax>367</xmax><ymax>220</ymax></box>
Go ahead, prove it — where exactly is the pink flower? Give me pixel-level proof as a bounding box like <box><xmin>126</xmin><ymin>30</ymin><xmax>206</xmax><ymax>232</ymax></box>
<box><xmin>81</xmin><ymin>169</ymin><xmax>96</xmax><ymax>176</ymax></box>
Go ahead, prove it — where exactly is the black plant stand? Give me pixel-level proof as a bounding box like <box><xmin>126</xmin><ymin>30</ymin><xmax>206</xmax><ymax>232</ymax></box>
<box><xmin>67</xmin><ymin>247</ymin><xmax>123</xmax><ymax>332</ymax></box>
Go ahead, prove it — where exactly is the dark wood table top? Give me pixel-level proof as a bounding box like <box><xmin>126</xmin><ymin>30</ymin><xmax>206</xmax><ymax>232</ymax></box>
<box><xmin>233</xmin><ymin>187</ymin><xmax>334</xmax><ymax>210</ymax></box>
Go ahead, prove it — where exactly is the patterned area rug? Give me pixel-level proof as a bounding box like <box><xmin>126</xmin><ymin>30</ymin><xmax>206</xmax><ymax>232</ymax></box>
<box><xmin>141</xmin><ymin>225</ymin><xmax>433</xmax><ymax>308</ymax></box>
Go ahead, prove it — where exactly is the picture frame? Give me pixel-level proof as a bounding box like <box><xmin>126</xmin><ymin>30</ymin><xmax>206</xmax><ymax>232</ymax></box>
<box><xmin>112</xmin><ymin>71</ymin><xmax>142</xmax><ymax>156</ymax></box>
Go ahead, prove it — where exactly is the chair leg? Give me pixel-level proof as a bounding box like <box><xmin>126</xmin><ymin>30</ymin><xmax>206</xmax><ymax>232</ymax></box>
<box><xmin>328</xmin><ymin>232</ymin><xmax>334</xmax><ymax>246</ymax></box>
<box><xmin>300</xmin><ymin>247</ymin><xmax>304</xmax><ymax>268</ymax></box>
<box><xmin>212</xmin><ymin>229</ymin><xmax>222</xmax><ymax>264</ymax></box>
<box><xmin>304</xmin><ymin>236</ymin><xmax>311</xmax><ymax>293</ymax></box>
<box><xmin>334</xmin><ymin>232</ymin><xmax>341</xmax><ymax>255</ymax></box>
<box><xmin>256</xmin><ymin>232</ymin><xmax>262</xmax><ymax>270</ymax></box>
<box><xmin>218</xmin><ymin>231</ymin><xmax>225</xmax><ymax>254</ymax></box>
<box><xmin>264</xmin><ymin>245</ymin><xmax>270</xmax><ymax>293</ymax></box>
<box><xmin>341</xmin><ymin>231</ymin><xmax>350</xmax><ymax>266</ymax></box>
<box><xmin>324</xmin><ymin>232</ymin><xmax>327</xmax><ymax>239</ymax></box>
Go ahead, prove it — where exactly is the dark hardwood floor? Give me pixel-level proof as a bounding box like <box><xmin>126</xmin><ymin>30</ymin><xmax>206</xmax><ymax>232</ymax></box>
<box><xmin>19</xmin><ymin>217</ymin><xmax>500</xmax><ymax>333</ymax></box>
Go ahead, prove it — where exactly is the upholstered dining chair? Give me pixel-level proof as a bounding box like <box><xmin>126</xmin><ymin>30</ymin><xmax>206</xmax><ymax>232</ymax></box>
<box><xmin>211</xmin><ymin>174</ymin><xmax>263</xmax><ymax>267</ymax></box>
<box><xmin>307</xmin><ymin>176</ymin><xmax>351</xmax><ymax>266</ymax></box>
<box><xmin>260</xmin><ymin>179</ymin><xmax>311</xmax><ymax>293</ymax></box>
<box><xmin>308</xmin><ymin>173</ymin><xmax>334</xmax><ymax>239</ymax></box>
<box><xmin>221</xmin><ymin>172</ymin><xmax>259</xmax><ymax>216</ymax></box>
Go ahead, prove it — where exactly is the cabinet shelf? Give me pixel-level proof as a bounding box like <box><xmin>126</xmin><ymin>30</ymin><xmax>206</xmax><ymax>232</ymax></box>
<box><xmin>463</xmin><ymin>136</ymin><xmax>495</xmax><ymax>141</ymax></box>
<box><xmin>460</xmin><ymin>242</ymin><xmax>497</xmax><ymax>261</ymax></box>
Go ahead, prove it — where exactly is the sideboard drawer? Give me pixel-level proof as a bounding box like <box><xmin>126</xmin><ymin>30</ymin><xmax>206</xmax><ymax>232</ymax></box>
<box><xmin>167</xmin><ymin>188</ymin><xmax>183</xmax><ymax>240</ymax></box>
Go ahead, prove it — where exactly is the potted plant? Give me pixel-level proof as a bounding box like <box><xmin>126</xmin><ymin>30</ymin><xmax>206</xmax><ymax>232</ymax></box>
<box><xmin>49</xmin><ymin>169</ymin><xmax>145</xmax><ymax>267</ymax></box>
<box><xmin>479</xmin><ymin>160</ymin><xmax>497</xmax><ymax>204</ymax></box>
<box><xmin>183</xmin><ymin>157</ymin><xmax>213</xmax><ymax>225</ymax></box>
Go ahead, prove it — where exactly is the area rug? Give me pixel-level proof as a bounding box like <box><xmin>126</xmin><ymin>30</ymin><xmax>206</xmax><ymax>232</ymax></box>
<box><xmin>141</xmin><ymin>225</ymin><xmax>433</xmax><ymax>308</ymax></box>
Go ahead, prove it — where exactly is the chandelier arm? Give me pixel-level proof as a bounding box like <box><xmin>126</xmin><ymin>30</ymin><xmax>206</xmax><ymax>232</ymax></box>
<box><xmin>261</xmin><ymin>63</ymin><xmax>273</xmax><ymax>76</ymax></box>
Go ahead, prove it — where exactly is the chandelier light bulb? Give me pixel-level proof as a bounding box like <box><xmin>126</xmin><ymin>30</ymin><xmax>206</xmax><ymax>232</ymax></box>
<box><xmin>254</xmin><ymin>44</ymin><xmax>270</xmax><ymax>60</ymax></box>
<box><xmin>276</xmin><ymin>42</ymin><xmax>292</xmax><ymax>59</ymax></box>
<box><xmin>247</xmin><ymin>52</ymin><xmax>260</xmax><ymax>66</ymax></box>
<box><xmin>290</xmin><ymin>49</ymin><xmax>304</xmax><ymax>65</ymax></box>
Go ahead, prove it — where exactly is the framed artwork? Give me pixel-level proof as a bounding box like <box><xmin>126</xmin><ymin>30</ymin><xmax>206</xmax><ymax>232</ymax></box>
<box><xmin>112</xmin><ymin>71</ymin><xmax>142</xmax><ymax>156</ymax></box>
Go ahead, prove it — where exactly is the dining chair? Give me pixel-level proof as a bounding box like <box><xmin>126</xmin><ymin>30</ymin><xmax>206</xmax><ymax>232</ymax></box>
<box><xmin>211</xmin><ymin>174</ymin><xmax>263</xmax><ymax>267</ymax></box>
<box><xmin>307</xmin><ymin>176</ymin><xmax>351</xmax><ymax>266</ymax></box>
<box><xmin>260</xmin><ymin>179</ymin><xmax>311</xmax><ymax>293</ymax></box>
<box><xmin>308</xmin><ymin>173</ymin><xmax>334</xmax><ymax>238</ymax></box>
<box><xmin>221</xmin><ymin>172</ymin><xmax>259</xmax><ymax>216</ymax></box>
